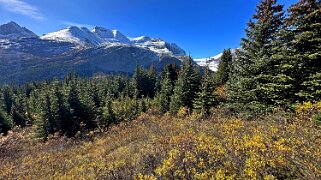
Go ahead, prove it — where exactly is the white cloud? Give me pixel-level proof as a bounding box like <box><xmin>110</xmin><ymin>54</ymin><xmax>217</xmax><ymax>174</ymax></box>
<box><xmin>61</xmin><ymin>21</ymin><xmax>94</xmax><ymax>28</ymax></box>
<box><xmin>0</xmin><ymin>0</ymin><xmax>44</xmax><ymax>20</ymax></box>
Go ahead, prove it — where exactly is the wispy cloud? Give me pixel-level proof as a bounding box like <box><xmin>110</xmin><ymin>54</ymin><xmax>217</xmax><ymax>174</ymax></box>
<box><xmin>0</xmin><ymin>0</ymin><xmax>44</xmax><ymax>20</ymax></box>
<box><xmin>61</xmin><ymin>21</ymin><xmax>95</xmax><ymax>28</ymax></box>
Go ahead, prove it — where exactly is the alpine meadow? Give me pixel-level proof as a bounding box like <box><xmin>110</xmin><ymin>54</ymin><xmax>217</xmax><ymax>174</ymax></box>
<box><xmin>0</xmin><ymin>0</ymin><xmax>321</xmax><ymax>179</ymax></box>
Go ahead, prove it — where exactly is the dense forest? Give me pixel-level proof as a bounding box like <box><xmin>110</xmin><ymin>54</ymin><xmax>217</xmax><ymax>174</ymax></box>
<box><xmin>0</xmin><ymin>0</ymin><xmax>321</xmax><ymax>179</ymax></box>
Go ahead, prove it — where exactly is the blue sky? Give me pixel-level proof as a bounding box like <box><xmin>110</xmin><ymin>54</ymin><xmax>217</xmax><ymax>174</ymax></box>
<box><xmin>0</xmin><ymin>0</ymin><xmax>297</xmax><ymax>58</ymax></box>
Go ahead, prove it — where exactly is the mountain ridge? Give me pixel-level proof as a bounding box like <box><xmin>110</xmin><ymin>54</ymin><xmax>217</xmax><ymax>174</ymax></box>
<box><xmin>40</xmin><ymin>25</ymin><xmax>185</xmax><ymax>56</ymax></box>
<box><xmin>0</xmin><ymin>21</ymin><xmax>186</xmax><ymax>84</ymax></box>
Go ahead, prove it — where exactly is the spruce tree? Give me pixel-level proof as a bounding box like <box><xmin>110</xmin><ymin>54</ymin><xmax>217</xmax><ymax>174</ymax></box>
<box><xmin>170</xmin><ymin>57</ymin><xmax>201</xmax><ymax>113</ymax></box>
<box><xmin>147</xmin><ymin>64</ymin><xmax>157</xmax><ymax>98</ymax></box>
<box><xmin>161</xmin><ymin>64</ymin><xmax>179</xmax><ymax>86</ymax></box>
<box><xmin>100</xmin><ymin>95</ymin><xmax>116</xmax><ymax>130</ymax></box>
<box><xmin>286</xmin><ymin>0</ymin><xmax>321</xmax><ymax>101</ymax></box>
<box><xmin>65</xmin><ymin>83</ymin><xmax>82</xmax><ymax>137</ymax></box>
<box><xmin>79</xmin><ymin>83</ymin><xmax>97</xmax><ymax>130</ymax></box>
<box><xmin>10</xmin><ymin>105</ymin><xmax>26</xmax><ymax>127</ymax></box>
<box><xmin>51</xmin><ymin>85</ymin><xmax>70</xmax><ymax>135</ymax></box>
<box><xmin>1</xmin><ymin>86</ymin><xmax>13</xmax><ymax>114</ymax></box>
<box><xmin>158</xmin><ymin>71</ymin><xmax>174</xmax><ymax>114</ymax></box>
<box><xmin>13</xmin><ymin>93</ymin><xmax>28</xmax><ymax>126</ymax></box>
<box><xmin>138</xmin><ymin>98</ymin><xmax>147</xmax><ymax>114</ymax></box>
<box><xmin>215</xmin><ymin>49</ymin><xmax>233</xmax><ymax>86</ymax></box>
<box><xmin>227</xmin><ymin>0</ymin><xmax>285</xmax><ymax>113</ymax></box>
<box><xmin>132</xmin><ymin>65</ymin><xmax>144</xmax><ymax>98</ymax></box>
<box><xmin>169</xmin><ymin>77</ymin><xmax>185</xmax><ymax>114</ymax></box>
<box><xmin>194</xmin><ymin>66</ymin><xmax>217</xmax><ymax>116</ymax></box>
<box><xmin>0</xmin><ymin>110</ymin><xmax>13</xmax><ymax>135</ymax></box>
<box><xmin>36</xmin><ymin>92</ymin><xmax>55</xmax><ymax>140</ymax></box>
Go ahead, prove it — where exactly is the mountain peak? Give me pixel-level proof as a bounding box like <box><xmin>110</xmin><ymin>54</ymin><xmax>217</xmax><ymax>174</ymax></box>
<box><xmin>66</xmin><ymin>26</ymin><xmax>80</xmax><ymax>30</ymax></box>
<box><xmin>92</xmin><ymin>27</ymin><xmax>114</xmax><ymax>39</ymax></box>
<box><xmin>5</xmin><ymin>21</ymin><xmax>20</xmax><ymax>27</ymax></box>
<box><xmin>0</xmin><ymin>21</ymin><xmax>38</xmax><ymax>39</ymax></box>
<box><xmin>41</xmin><ymin>25</ymin><xmax>102</xmax><ymax>46</ymax></box>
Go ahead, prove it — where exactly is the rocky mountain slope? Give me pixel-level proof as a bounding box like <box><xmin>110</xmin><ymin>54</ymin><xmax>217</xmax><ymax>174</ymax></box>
<box><xmin>0</xmin><ymin>21</ymin><xmax>186</xmax><ymax>84</ymax></box>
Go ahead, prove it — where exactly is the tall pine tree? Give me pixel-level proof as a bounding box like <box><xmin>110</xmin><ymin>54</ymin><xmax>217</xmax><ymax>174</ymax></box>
<box><xmin>227</xmin><ymin>0</ymin><xmax>285</xmax><ymax>114</ymax></box>
<box><xmin>170</xmin><ymin>57</ymin><xmax>201</xmax><ymax>114</ymax></box>
<box><xmin>215</xmin><ymin>49</ymin><xmax>233</xmax><ymax>86</ymax></box>
<box><xmin>286</xmin><ymin>0</ymin><xmax>321</xmax><ymax>101</ymax></box>
<box><xmin>157</xmin><ymin>70</ymin><xmax>174</xmax><ymax>114</ymax></box>
<box><xmin>0</xmin><ymin>110</ymin><xmax>13</xmax><ymax>135</ymax></box>
<box><xmin>194</xmin><ymin>66</ymin><xmax>217</xmax><ymax>116</ymax></box>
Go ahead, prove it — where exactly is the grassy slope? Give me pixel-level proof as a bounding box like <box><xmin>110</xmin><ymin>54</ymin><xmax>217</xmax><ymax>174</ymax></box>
<box><xmin>0</xmin><ymin>110</ymin><xmax>320</xmax><ymax>179</ymax></box>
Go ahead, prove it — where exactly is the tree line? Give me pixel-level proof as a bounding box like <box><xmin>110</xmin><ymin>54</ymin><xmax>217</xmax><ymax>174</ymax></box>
<box><xmin>0</xmin><ymin>59</ymin><xmax>217</xmax><ymax>138</ymax></box>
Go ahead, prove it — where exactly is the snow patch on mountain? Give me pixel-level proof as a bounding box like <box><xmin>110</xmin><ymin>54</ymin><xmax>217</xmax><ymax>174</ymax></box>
<box><xmin>41</xmin><ymin>26</ymin><xmax>103</xmax><ymax>46</ymax></box>
<box><xmin>129</xmin><ymin>36</ymin><xmax>151</xmax><ymax>43</ymax></box>
<box><xmin>91</xmin><ymin>27</ymin><xmax>131</xmax><ymax>44</ymax></box>
<box><xmin>194</xmin><ymin>57</ymin><xmax>220</xmax><ymax>72</ymax></box>
<box><xmin>194</xmin><ymin>49</ymin><xmax>237</xmax><ymax>72</ymax></box>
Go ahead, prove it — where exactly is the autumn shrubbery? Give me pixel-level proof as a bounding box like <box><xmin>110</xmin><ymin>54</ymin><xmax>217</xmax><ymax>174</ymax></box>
<box><xmin>295</xmin><ymin>101</ymin><xmax>321</xmax><ymax>127</ymax></box>
<box><xmin>1</xmin><ymin>109</ymin><xmax>320</xmax><ymax>179</ymax></box>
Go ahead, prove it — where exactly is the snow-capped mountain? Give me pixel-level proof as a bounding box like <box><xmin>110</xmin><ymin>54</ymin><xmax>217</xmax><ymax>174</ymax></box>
<box><xmin>92</xmin><ymin>27</ymin><xmax>131</xmax><ymax>44</ymax></box>
<box><xmin>41</xmin><ymin>26</ymin><xmax>103</xmax><ymax>46</ymax></box>
<box><xmin>0</xmin><ymin>21</ymin><xmax>38</xmax><ymax>39</ymax></box>
<box><xmin>41</xmin><ymin>26</ymin><xmax>186</xmax><ymax>56</ymax></box>
<box><xmin>0</xmin><ymin>21</ymin><xmax>186</xmax><ymax>84</ymax></box>
<box><xmin>194</xmin><ymin>49</ymin><xmax>237</xmax><ymax>72</ymax></box>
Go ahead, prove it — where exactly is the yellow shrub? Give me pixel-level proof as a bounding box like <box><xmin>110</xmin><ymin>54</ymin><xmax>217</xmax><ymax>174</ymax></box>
<box><xmin>296</xmin><ymin>101</ymin><xmax>321</xmax><ymax>115</ymax></box>
<box><xmin>177</xmin><ymin>107</ymin><xmax>189</xmax><ymax>117</ymax></box>
<box><xmin>214</xmin><ymin>85</ymin><xmax>226</xmax><ymax>100</ymax></box>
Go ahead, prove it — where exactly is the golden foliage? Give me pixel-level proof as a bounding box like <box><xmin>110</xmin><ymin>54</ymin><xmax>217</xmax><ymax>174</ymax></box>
<box><xmin>214</xmin><ymin>85</ymin><xmax>226</xmax><ymax>100</ymax></box>
<box><xmin>1</xmin><ymin>111</ymin><xmax>320</xmax><ymax>179</ymax></box>
<box><xmin>295</xmin><ymin>101</ymin><xmax>321</xmax><ymax>115</ymax></box>
<box><xmin>177</xmin><ymin>107</ymin><xmax>189</xmax><ymax>117</ymax></box>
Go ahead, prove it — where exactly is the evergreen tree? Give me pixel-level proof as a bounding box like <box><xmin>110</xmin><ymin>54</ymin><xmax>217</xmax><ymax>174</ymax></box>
<box><xmin>51</xmin><ymin>85</ymin><xmax>70</xmax><ymax>135</ymax></box>
<box><xmin>89</xmin><ymin>81</ymin><xmax>101</xmax><ymax>108</ymax></box>
<box><xmin>138</xmin><ymin>98</ymin><xmax>147</xmax><ymax>114</ymax></box>
<box><xmin>286</xmin><ymin>0</ymin><xmax>321</xmax><ymax>101</ymax></box>
<box><xmin>132</xmin><ymin>65</ymin><xmax>143</xmax><ymax>98</ymax></box>
<box><xmin>65</xmin><ymin>83</ymin><xmax>82</xmax><ymax>137</ymax></box>
<box><xmin>170</xmin><ymin>57</ymin><xmax>201</xmax><ymax>113</ymax></box>
<box><xmin>169</xmin><ymin>76</ymin><xmax>185</xmax><ymax>114</ymax></box>
<box><xmin>158</xmin><ymin>71</ymin><xmax>174</xmax><ymax>114</ymax></box>
<box><xmin>1</xmin><ymin>86</ymin><xmax>14</xmax><ymax>114</ymax></box>
<box><xmin>194</xmin><ymin>66</ymin><xmax>217</xmax><ymax>116</ymax></box>
<box><xmin>37</xmin><ymin>92</ymin><xmax>55</xmax><ymax>140</ymax></box>
<box><xmin>79</xmin><ymin>83</ymin><xmax>97</xmax><ymax>130</ymax></box>
<box><xmin>227</xmin><ymin>0</ymin><xmax>285</xmax><ymax>113</ymax></box>
<box><xmin>100</xmin><ymin>95</ymin><xmax>116</xmax><ymax>130</ymax></box>
<box><xmin>13</xmin><ymin>93</ymin><xmax>29</xmax><ymax>125</ymax></box>
<box><xmin>0</xmin><ymin>110</ymin><xmax>13</xmax><ymax>135</ymax></box>
<box><xmin>10</xmin><ymin>105</ymin><xmax>26</xmax><ymax>127</ymax></box>
<box><xmin>147</xmin><ymin>64</ymin><xmax>157</xmax><ymax>98</ymax></box>
<box><xmin>161</xmin><ymin>64</ymin><xmax>179</xmax><ymax>86</ymax></box>
<box><xmin>215</xmin><ymin>49</ymin><xmax>233</xmax><ymax>86</ymax></box>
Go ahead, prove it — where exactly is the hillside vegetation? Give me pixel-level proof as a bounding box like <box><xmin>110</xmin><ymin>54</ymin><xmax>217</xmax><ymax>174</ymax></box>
<box><xmin>1</xmin><ymin>109</ymin><xmax>321</xmax><ymax>179</ymax></box>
